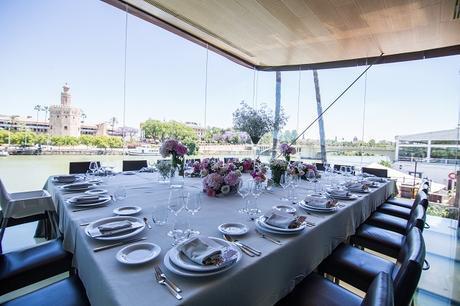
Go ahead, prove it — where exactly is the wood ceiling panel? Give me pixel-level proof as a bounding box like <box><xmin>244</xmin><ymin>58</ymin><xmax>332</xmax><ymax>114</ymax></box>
<box><xmin>110</xmin><ymin>0</ymin><xmax>460</xmax><ymax>69</ymax></box>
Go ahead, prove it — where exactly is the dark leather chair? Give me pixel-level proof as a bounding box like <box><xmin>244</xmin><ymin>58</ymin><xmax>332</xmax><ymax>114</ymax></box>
<box><xmin>386</xmin><ymin>183</ymin><xmax>429</xmax><ymax>209</ymax></box>
<box><xmin>362</xmin><ymin>167</ymin><xmax>388</xmax><ymax>178</ymax></box>
<box><xmin>0</xmin><ymin>239</ymin><xmax>72</xmax><ymax>295</ymax></box>
<box><xmin>122</xmin><ymin>160</ymin><xmax>147</xmax><ymax>171</ymax></box>
<box><xmin>1</xmin><ymin>275</ymin><xmax>90</xmax><ymax>306</ymax></box>
<box><xmin>364</xmin><ymin>204</ymin><xmax>425</xmax><ymax>235</ymax></box>
<box><xmin>334</xmin><ymin>164</ymin><xmax>354</xmax><ymax>171</ymax></box>
<box><xmin>315</xmin><ymin>163</ymin><xmax>325</xmax><ymax>171</ymax></box>
<box><xmin>378</xmin><ymin>191</ymin><xmax>428</xmax><ymax>220</ymax></box>
<box><xmin>319</xmin><ymin>228</ymin><xmax>425</xmax><ymax>306</ymax></box>
<box><xmin>69</xmin><ymin>161</ymin><xmax>101</xmax><ymax>174</ymax></box>
<box><xmin>275</xmin><ymin>272</ymin><xmax>394</xmax><ymax>306</ymax></box>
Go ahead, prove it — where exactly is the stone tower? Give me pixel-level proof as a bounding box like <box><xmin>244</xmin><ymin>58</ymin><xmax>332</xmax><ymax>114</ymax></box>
<box><xmin>49</xmin><ymin>84</ymin><xmax>81</xmax><ymax>136</ymax></box>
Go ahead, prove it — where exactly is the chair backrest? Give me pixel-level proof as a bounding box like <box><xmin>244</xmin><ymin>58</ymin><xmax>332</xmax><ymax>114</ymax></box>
<box><xmin>405</xmin><ymin>204</ymin><xmax>426</xmax><ymax>234</ymax></box>
<box><xmin>392</xmin><ymin>228</ymin><xmax>425</xmax><ymax>306</ymax></box>
<box><xmin>315</xmin><ymin>163</ymin><xmax>325</xmax><ymax>171</ymax></box>
<box><xmin>122</xmin><ymin>160</ymin><xmax>147</xmax><ymax>171</ymax></box>
<box><xmin>362</xmin><ymin>167</ymin><xmax>388</xmax><ymax>178</ymax></box>
<box><xmin>412</xmin><ymin>191</ymin><xmax>428</xmax><ymax>211</ymax></box>
<box><xmin>69</xmin><ymin>161</ymin><xmax>101</xmax><ymax>174</ymax></box>
<box><xmin>361</xmin><ymin>272</ymin><xmax>394</xmax><ymax>306</ymax></box>
<box><xmin>334</xmin><ymin>164</ymin><xmax>355</xmax><ymax>171</ymax></box>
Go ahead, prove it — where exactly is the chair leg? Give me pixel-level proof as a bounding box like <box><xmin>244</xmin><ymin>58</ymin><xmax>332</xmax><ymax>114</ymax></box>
<box><xmin>0</xmin><ymin>217</ymin><xmax>8</xmax><ymax>253</ymax></box>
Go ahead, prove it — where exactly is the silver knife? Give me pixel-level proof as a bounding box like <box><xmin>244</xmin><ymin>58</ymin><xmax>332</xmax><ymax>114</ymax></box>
<box><xmin>93</xmin><ymin>237</ymin><xmax>147</xmax><ymax>252</ymax></box>
<box><xmin>255</xmin><ymin>229</ymin><xmax>282</xmax><ymax>245</ymax></box>
<box><xmin>234</xmin><ymin>241</ymin><xmax>261</xmax><ymax>256</ymax></box>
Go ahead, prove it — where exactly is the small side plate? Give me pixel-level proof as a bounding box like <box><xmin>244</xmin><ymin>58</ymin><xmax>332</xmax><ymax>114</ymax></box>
<box><xmin>116</xmin><ymin>242</ymin><xmax>161</xmax><ymax>265</ymax></box>
<box><xmin>85</xmin><ymin>189</ymin><xmax>108</xmax><ymax>195</ymax></box>
<box><xmin>113</xmin><ymin>206</ymin><xmax>142</xmax><ymax>216</ymax></box>
<box><xmin>218</xmin><ymin>223</ymin><xmax>248</xmax><ymax>236</ymax></box>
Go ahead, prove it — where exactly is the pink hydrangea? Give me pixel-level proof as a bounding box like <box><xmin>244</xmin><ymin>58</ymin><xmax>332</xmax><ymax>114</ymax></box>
<box><xmin>205</xmin><ymin>173</ymin><xmax>224</xmax><ymax>190</ymax></box>
<box><xmin>224</xmin><ymin>171</ymin><xmax>240</xmax><ymax>187</ymax></box>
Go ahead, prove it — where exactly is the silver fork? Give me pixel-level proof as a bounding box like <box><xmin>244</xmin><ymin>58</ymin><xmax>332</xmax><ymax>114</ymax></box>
<box><xmin>154</xmin><ymin>267</ymin><xmax>182</xmax><ymax>300</ymax></box>
<box><xmin>154</xmin><ymin>266</ymin><xmax>181</xmax><ymax>293</ymax></box>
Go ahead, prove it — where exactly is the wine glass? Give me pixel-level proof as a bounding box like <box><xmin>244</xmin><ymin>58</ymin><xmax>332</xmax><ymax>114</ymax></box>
<box><xmin>89</xmin><ymin>161</ymin><xmax>99</xmax><ymax>175</ymax></box>
<box><xmin>185</xmin><ymin>192</ymin><xmax>201</xmax><ymax>236</ymax></box>
<box><xmin>237</xmin><ymin>179</ymin><xmax>251</xmax><ymax>213</ymax></box>
<box><xmin>171</xmin><ymin>214</ymin><xmax>190</xmax><ymax>246</ymax></box>
<box><xmin>247</xmin><ymin>181</ymin><xmax>262</xmax><ymax>220</ymax></box>
<box><xmin>167</xmin><ymin>189</ymin><xmax>186</xmax><ymax>237</ymax></box>
<box><xmin>279</xmin><ymin>173</ymin><xmax>291</xmax><ymax>202</ymax></box>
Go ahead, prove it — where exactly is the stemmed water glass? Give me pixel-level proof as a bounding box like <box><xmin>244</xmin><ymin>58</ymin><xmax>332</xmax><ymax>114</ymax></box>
<box><xmin>247</xmin><ymin>180</ymin><xmax>262</xmax><ymax>220</ymax></box>
<box><xmin>280</xmin><ymin>173</ymin><xmax>291</xmax><ymax>202</ymax></box>
<box><xmin>89</xmin><ymin>161</ymin><xmax>99</xmax><ymax>175</ymax></box>
<box><xmin>167</xmin><ymin>189</ymin><xmax>186</xmax><ymax>237</ymax></box>
<box><xmin>237</xmin><ymin>179</ymin><xmax>251</xmax><ymax>213</ymax></box>
<box><xmin>185</xmin><ymin>192</ymin><xmax>201</xmax><ymax>236</ymax></box>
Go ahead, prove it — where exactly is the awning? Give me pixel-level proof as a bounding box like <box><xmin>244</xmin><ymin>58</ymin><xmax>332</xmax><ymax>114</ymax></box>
<box><xmin>104</xmin><ymin>0</ymin><xmax>460</xmax><ymax>70</ymax></box>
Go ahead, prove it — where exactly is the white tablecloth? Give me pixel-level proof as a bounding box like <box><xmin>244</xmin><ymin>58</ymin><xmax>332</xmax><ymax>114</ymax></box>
<box><xmin>45</xmin><ymin>173</ymin><xmax>396</xmax><ymax>306</ymax></box>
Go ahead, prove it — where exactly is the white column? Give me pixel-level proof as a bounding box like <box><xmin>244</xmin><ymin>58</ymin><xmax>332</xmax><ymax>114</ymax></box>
<box><xmin>426</xmin><ymin>140</ymin><xmax>431</xmax><ymax>162</ymax></box>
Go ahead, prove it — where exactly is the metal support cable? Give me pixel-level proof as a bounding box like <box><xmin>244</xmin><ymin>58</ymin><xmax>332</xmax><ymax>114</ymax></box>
<box><xmin>274</xmin><ymin>52</ymin><xmax>384</xmax><ymax>159</ymax></box>
<box><xmin>204</xmin><ymin>44</ymin><xmax>209</xmax><ymax>128</ymax></box>
<box><xmin>360</xmin><ymin>70</ymin><xmax>368</xmax><ymax>166</ymax></box>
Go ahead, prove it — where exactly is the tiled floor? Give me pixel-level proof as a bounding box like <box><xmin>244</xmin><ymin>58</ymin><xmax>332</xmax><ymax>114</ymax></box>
<box><xmin>1</xmin><ymin>215</ymin><xmax>459</xmax><ymax>305</ymax></box>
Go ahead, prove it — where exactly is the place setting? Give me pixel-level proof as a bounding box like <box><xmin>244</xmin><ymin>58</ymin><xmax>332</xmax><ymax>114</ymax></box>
<box><xmin>298</xmin><ymin>194</ymin><xmax>338</xmax><ymax>213</ymax></box>
<box><xmin>66</xmin><ymin>193</ymin><xmax>112</xmax><ymax>212</ymax></box>
<box><xmin>162</xmin><ymin>236</ymin><xmax>242</xmax><ymax>278</ymax></box>
<box><xmin>84</xmin><ymin>216</ymin><xmax>147</xmax><ymax>250</ymax></box>
<box><xmin>255</xmin><ymin>209</ymin><xmax>311</xmax><ymax>235</ymax></box>
<box><xmin>60</xmin><ymin>181</ymin><xmax>96</xmax><ymax>192</ymax></box>
<box><xmin>52</xmin><ymin>174</ymin><xmax>83</xmax><ymax>184</ymax></box>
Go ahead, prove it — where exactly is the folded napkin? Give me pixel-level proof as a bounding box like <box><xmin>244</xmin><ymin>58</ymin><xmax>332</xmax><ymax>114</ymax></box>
<box><xmin>304</xmin><ymin>196</ymin><xmax>335</xmax><ymax>208</ymax></box>
<box><xmin>346</xmin><ymin>183</ymin><xmax>368</xmax><ymax>192</ymax></box>
<box><xmin>98</xmin><ymin>220</ymin><xmax>132</xmax><ymax>232</ymax></box>
<box><xmin>72</xmin><ymin>195</ymin><xmax>101</xmax><ymax>204</ymax></box>
<box><xmin>328</xmin><ymin>189</ymin><xmax>351</xmax><ymax>197</ymax></box>
<box><xmin>54</xmin><ymin>175</ymin><xmax>77</xmax><ymax>181</ymax></box>
<box><xmin>366</xmin><ymin>177</ymin><xmax>387</xmax><ymax>183</ymax></box>
<box><xmin>178</xmin><ymin>237</ymin><xmax>223</xmax><ymax>266</ymax></box>
<box><xmin>65</xmin><ymin>182</ymin><xmax>92</xmax><ymax>189</ymax></box>
<box><xmin>264</xmin><ymin>210</ymin><xmax>298</xmax><ymax>229</ymax></box>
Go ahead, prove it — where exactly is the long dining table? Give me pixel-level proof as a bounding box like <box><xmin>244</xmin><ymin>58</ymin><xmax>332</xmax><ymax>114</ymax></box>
<box><xmin>45</xmin><ymin>172</ymin><xmax>396</xmax><ymax>306</ymax></box>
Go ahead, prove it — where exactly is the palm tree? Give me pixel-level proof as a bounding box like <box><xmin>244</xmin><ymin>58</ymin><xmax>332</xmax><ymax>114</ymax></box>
<box><xmin>34</xmin><ymin>105</ymin><xmax>41</xmax><ymax>123</ymax></box>
<box><xmin>42</xmin><ymin>106</ymin><xmax>49</xmax><ymax>121</ymax></box>
<box><xmin>271</xmin><ymin>71</ymin><xmax>282</xmax><ymax>159</ymax></box>
<box><xmin>313</xmin><ymin>70</ymin><xmax>327</xmax><ymax>163</ymax></box>
<box><xmin>108</xmin><ymin>117</ymin><xmax>118</xmax><ymax>133</ymax></box>
<box><xmin>8</xmin><ymin>115</ymin><xmax>19</xmax><ymax>146</ymax></box>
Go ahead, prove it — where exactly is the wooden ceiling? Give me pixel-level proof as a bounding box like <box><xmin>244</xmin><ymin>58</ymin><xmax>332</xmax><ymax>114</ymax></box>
<box><xmin>106</xmin><ymin>0</ymin><xmax>460</xmax><ymax>70</ymax></box>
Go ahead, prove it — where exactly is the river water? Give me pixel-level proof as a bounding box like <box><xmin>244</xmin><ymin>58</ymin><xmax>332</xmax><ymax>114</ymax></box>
<box><xmin>0</xmin><ymin>154</ymin><xmax>390</xmax><ymax>192</ymax></box>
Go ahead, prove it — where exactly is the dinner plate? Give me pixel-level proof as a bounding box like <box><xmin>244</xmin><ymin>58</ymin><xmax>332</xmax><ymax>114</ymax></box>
<box><xmin>169</xmin><ymin>237</ymin><xmax>240</xmax><ymax>272</ymax></box>
<box><xmin>326</xmin><ymin>193</ymin><xmax>358</xmax><ymax>200</ymax></box>
<box><xmin>61</xmin><ymin>182</ymin><xmax>95</xmax><ymax>192</ymax></box>
<box><xmin>85</xmin><ymin>188</ymin><xmax>108</xmax><ymax>195</ymax></box>
<box><xmin>273</xmin><ymin>205</ymin><xmax>296</xmax><ymax>214</ymax></box>
<box><xmin>254</xmin><ymin>219</ymin><xmax>303</xmax><ymax>235</ymax></box>
<box><xmin>347</xmin><ymin>188</ymin><xmax>370</xmax><ymax>193</ymax></box>
<box><xmin>218</xmin><ymin>223</ymin><xmax>248</xmax><ymax>236</ymax></box>
<box><xmin>52</xmin><ymin>175</ymin><xmax>81</xmax><ymax>184</ymax></box>
<box><xmin>256</xmin><ymin>216</ymin><xmax>306</xmax><ymax>233</ymax></box>
<box><xmin>164</xmin><ymin>242</ymin><xmax>241</xmax><ymax>277</ymax></box>
<box><xmin>67</xmin><ymin>196</ymin><xmax>111</xmax><ymax>207</ymax></box>
<box><xmin>123</xmin><ymin>171</ymin><xmax>136</xmax><ymax>175</ymax></box>
<box><xmin>298</xmin><ymin>200</ymin><xmax>336</xmax><ymax>213</ymax></box>
<box><xmin>113</xmin><ymin>206</ymin><xmax>142</xmax><ymax>216</ymax></box>
<box><xmin>86</xmin><ymin>178</ymin><xmax>102</xmax><ymax>184</ymax></box>
<box><xmin>85</xmin><ymin>216</ymin><xmax>145</xmax><ymax>241</ymax></box>
<box><xmin>116</xmin><ymin>242</ymin><xmax>161</xmax><ymax>265</ymax></box>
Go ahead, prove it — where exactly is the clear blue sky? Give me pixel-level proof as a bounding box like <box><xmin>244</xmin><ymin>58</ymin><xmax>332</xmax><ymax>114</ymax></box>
<box><xmin>1</xmin><ymin>0</ymin><xmax>459</xmax><ymax>141</ymax></box>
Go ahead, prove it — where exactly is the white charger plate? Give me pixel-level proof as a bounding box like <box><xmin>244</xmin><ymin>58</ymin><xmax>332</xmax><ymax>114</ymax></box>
<box><xmin>273</xmin><ymin>205</ymin><xmax>296</xmax><ymax>214</ymax></box>
<box><xmin>116</xmin><ymin>242</ymin><xmax>161</xmax><ymax>265</ymax></box>
<box><xmin>85</xmin><ymin>216</ymin><xmax>145</xmax><ymax>241</ymax></box>
<box><xmin>67</xmin><ymin>196</ymin><xmax>111</xmax><ymax>207</ymax></box>
<box><xmin>53</xmin><ymin>175</ymin><xmax>82</xmax><ymax>184</ymax></box>
<box><xmin>218</xmin><ymin>223</ymin><xmax>248</xmax><ymax>236</ymax></box>
<box><xmin>254</xmin><ymin>219</ymin><xmax>302</xmax><ymax>235</ymax></box>
<box><xmin>85</xmin><ymin>188</ymin><xmax>108</xmax><ymax>195</ymax></box>
<box><xmin>164</xmin><ymin>239</ymin><xmax>241</xmax><ymax>277</ymax></box>
<box><xmin>256</xmin><ymin>216</ymin><xmax>306</xmax><ymax>233</ymax></box>
<box><xmin>298</xmin><ymin>200</ymin><xmax>336</xmax><ymax>213</ymax></box>
<box><xmin>61</xmin><ymin>183</ymin><xmax>94</xmax><ymax>192</ymax></box>
<box><xmin>113</xmin><ymin>206</ymin><xmax>142</xmax><ymax>216</ymax></box>
<box><xmin>169</xmin><ymin>237</ymin><xmax>240</xmax><ymax>272</ymax></box>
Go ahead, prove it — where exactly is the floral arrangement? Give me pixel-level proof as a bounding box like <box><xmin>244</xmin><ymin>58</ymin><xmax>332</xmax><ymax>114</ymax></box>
<box><xmin>269</xmin><ymin>159</ymin><xmax>288</xmax><ymax>185</ymax></box>
<box><xmin>251</xmin><ymin>165</ymin><xmax>267</xmax><ymax>183</ymax></box>
<box><xmin>279</xmin><ymin>143</ymin><xmax>296</xmax><ymax>162</ymax></box>
<box><xmin>160</xmin><ymin>139</ymin><xmax>188</xmax><ymax>176</ymax></box>
<box><xmin>288</xmin><ymin>161</ymin><xmax>319</xmax><ymax>179</ymax></box>
<box><xmin>199</xmin><ymin>159</ymin><xmax>242</xmax><ymax>197</ymax></box>
<box><xmin>241</xmin><ymin>158</ymin><xmax>254</xmax><ymax>172</ymax></box>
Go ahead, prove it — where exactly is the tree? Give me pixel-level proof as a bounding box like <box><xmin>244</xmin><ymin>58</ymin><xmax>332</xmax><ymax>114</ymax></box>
<box><xmin>108</xmin><ymin>117</ymin><xmax>118</xmax><ymax>132</ymax></box>
<box><xmin>42</xmin><ymin>106</ymin><xmax>49</xmax><ymax>122</ymax></box>
<box><xmin>233</xmin><ymin>101</ymin><xmax>287</xmax><ymax>146</ymax></box>
<box><xmin>313</xmin><ymin>70</ymin><xmax>327</xmax><ymax>163</ymax></box>
<box><xmin>34</xmin><ymin>105</ymin><xmax>41</xmax><ymax>123</ymax></box>
<box><xmin>118</xmin><ymin>127</ymin><xmax>138</xmax><ymax>142</ymax></box>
